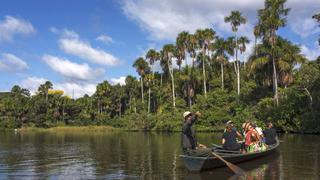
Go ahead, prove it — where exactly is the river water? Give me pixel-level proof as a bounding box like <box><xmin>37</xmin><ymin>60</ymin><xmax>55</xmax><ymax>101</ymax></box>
<box><xmin>0</xmin><ymin>131</ymin><xmax>319</xmax><ymax>179</ymax></box>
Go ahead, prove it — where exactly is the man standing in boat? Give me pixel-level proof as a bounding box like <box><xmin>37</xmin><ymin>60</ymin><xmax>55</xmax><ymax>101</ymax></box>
<box><xmin>181</xmin><ymin>111</ymin><xmax>212</xmax><ymax>157</ymax></box>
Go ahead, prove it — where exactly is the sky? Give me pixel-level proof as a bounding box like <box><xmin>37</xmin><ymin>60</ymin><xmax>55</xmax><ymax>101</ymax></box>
<box><xmin>0</xmin><ymin>0</ymin><xmax>319</xmax><ymax>98</ymax></box>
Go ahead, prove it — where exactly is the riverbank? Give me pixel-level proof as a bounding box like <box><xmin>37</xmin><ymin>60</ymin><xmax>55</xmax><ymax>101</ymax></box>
<box><xmin>16</xmin><ymin>125</ymin><xmax>119</xmax><ymax>133</ymax></box>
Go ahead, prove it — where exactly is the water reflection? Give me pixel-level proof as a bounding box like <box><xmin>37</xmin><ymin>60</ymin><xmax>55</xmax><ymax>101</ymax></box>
<box><xmin>0</xmin><ymin>131</ymin><xmax>319</xmax><ymax>179</ymax></box>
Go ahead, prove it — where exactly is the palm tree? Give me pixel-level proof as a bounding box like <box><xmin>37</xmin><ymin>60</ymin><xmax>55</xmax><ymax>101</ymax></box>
<box><xmin>195</xmin><ymin>28</ymin><xmax>216</xmax><ymax>98</ymax></box>
<box><xmin>38</xmin><ymin>81</ymin><xmax>53</xmax><ymax>102</ymax></box>
<box><xmin>257</xmin><ymin>0</ymin><xmax>290</xmax><ymax>105</ymax></box>
<box><xmin>212</xmin><ymin>37</ymin><xmax>232</xmax><ymax>90</ymax></box>
<box><xmin>225</xmin><ymin>10</ymin><xmax>246</xmax><ymax>101</ymax></box>
<box><xmin>125</xmin><ymin>75</ymin><xmax>138</xmax><ymax>113</ymax></box>
<box><xmin>248</xmin><ymin>37</ymin><xmax>305</xmax><ymax>89</ymax></box>
<box><xmin>186</xmin><ymin>34</ymin><xmax>197</xmax><ymax>69</ymax></box>
<box><xmin>161</xmin><ymin>44</ymin><xmax>176</xmax><ymax>110</ymax></box>
<box><xmin>145</xmin><ymin>73</ymin><xmax>154</xmax><ymax>113</ymax></box>
<box><xmin>253</xmin><ymin>25</ymin><xmax>262</xmax><ymax>56</ymax></box>
<box><xmin>96</xmin><ymin>81</ymin><xmax>111</xmax><ymax>113</ymax></box>
<box><xmin>133</xmin><ymin>57</ymin><xmax>150</xmax><ymax>105</ymax></box>
<box><xmin>176</xmin><ymin>31</ymin><xmax>189</xmax><ymax>70</ymax></box>
<box><xmin>238</xmin><ymin>36</ymin><xmax>250</xmax><ymax>67</ymax></box>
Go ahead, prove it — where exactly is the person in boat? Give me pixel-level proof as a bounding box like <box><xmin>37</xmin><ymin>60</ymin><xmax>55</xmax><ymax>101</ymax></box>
<box><xmin>263</xmin><ymin>122</ymin><xmax>278</xmax><ymax>145</ymax></box>
<box><xmin>244</xmin><ymin>123</ymin><xmax>260</xmax><ymax>152</ymax></box>
<box><xmin>252</xmin><ymin>122</ymin><xmax>263</xmax><ymax>141</ymax></box>
<box><xmin>181</xmin><ymin>111</ymin><xmax>212</xmax><ymax>157</ymax></box>
<box><xmin>222</xmin><ymin>120</ymin><xmax>242</xmax><ymax>151</ymax></box>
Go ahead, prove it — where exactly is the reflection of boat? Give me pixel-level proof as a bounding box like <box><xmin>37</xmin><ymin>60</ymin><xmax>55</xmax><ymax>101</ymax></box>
<box><xmin>180</xmin><ymin>141</ymin><xmax>280</xmax><ymax>172</ymax></box>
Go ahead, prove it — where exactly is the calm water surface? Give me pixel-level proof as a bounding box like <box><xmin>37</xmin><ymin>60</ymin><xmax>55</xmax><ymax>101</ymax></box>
<box><xmin>0</xmin><ymin>131</ymin><xmax>319</xmax><ymax>180</ymax></box>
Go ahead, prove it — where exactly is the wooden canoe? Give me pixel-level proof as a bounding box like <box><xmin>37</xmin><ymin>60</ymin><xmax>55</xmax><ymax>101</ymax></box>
<box><xmin>180</xmin><ymin>141</ymin><xmax>280</xmax><ymax>172</ymax></box>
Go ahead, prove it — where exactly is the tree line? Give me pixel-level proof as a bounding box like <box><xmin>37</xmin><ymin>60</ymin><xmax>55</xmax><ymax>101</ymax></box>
<box><xmin>1</xmin><ymin>0</ymin><xmax>320</xmax><ymax>133</ymax></box>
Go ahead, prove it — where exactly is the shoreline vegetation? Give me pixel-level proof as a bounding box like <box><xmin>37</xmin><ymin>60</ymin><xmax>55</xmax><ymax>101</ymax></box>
<box><xmin>16</xmin><ymin>125</ymin><xmax>119</xmax><ymax>133</ymax></box>
<box><xmin>0</xmin><ymin>1</ymin><xmax>320</xmax><ymax>134</ymax></box>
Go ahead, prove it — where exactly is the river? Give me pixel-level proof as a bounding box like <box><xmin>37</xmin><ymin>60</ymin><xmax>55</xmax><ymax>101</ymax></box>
<box><xmin>0</xmin><ymin>131</ymin><xmax>319</xmax><ymax>179</ymax></box>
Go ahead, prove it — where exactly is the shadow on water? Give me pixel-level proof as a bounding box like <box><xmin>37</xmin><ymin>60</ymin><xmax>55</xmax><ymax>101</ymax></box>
<box><xmin>185</xmin><ymin>152</ymin><xmax>280</xmax><ymax>180</ymax></box>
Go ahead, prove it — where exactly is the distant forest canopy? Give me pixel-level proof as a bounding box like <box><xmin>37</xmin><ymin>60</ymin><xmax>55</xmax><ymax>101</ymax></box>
<box><xmin>1</xmin><ymin>1</ymin><xmax>320</xmax><ymax>133</ymax></box>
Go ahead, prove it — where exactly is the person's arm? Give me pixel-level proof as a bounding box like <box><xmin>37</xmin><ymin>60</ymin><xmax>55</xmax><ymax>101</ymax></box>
<box><xmin>222</xmin><ymin>138</ymin><xmax>226</xmax><ymax>145</ymax></box>
<box><xmin>236</xmin><ymin>131</ymin><xmax>243</xmax><ymax>140</ymax></box>
<box><xmin>190</xmin><ymin>111</ymin><xmax>201</xmax><ymax>125</ymax></box>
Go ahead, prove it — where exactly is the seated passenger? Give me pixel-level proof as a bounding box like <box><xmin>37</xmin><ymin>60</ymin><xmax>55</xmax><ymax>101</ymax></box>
<box><xmin>245</xmin><ymin>123</ymin><xmax>260</xmax><ymax>152</ymax></box>
<box><xmin>222</xmin><ymin>121</ymin><xmax>242</xmax><ymax>151</ymax></box>
<box><xmin>263</xmin><ymin>122</ymin><xmax>278</xmax><ymax>145</ymax></box>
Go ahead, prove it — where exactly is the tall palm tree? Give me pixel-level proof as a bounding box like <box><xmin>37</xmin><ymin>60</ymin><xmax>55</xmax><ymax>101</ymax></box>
<box><xmin>133</xmin><ymin>57</ymin><xmax>150</xmax><ymax>105</ymax></box>
<box><xmin>38</xmin><ymin>81</ymin><xmax>53</xmax><ymax>102</ymax></box>
<box><xmin>176</xmin><ymin>31</ymin><xmax>189</xmax><ymax>69</ymax></box>
<box><xmin>248</xmin><ymin>37</ymin><xmax>305</xmax><ymax>89</ymax></box>
<box><xmin>257</xmin><ymin>0</ymin><xmax>290</xmax><ymax>106</ymax></box>
<box><xmin>225</xmin><ymin>10</ymin><xmax>246</xmax><ymax>101</ymax></box>
<box><xmin>145</xmin><ymin>49</ymin><xmax>160</xmax><ymax>113</ymax></box>
<box><xmin>161</xmin><ymin>44</ymin><xmax>176</xmax><ymax>110</ymax></box>
<box><xmin>125</xmin><ymin>75</ymin><xmax>138</xmax><ymax>113</ymax></box>
<box><xmin>144</xmin><ymin>73</ymin><xmax>154</xmax><ymax>113</ymax></box>
<box><xmin>195</xmin><ymin>28</ymin><xmax>216</xmax><ymax>98</ymax></box>
<box><xmin>212</xmin><ymin>37</ymin><xmax>232</xmax><ymax>90</ymax></box>
<box><xmin>238</xmin><ymin>36</ymin><xmax>250</xmax><ymax>67</ymax></box>
<box><xmin>96</xmin><ymin>80</ymin><xmax>111</xmax><ymax>113</ymax></box>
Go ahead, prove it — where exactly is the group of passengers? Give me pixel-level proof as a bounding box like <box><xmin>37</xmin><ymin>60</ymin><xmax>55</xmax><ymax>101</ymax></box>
<box><xmin>181</xmin><ymin>111</ymin><xmax>278</xmax><ymax>157</ymax></box>
<box><xmin>222</xmin><ymin>120</ymin><xmax>277</xmax><ymax>153</ymax></box>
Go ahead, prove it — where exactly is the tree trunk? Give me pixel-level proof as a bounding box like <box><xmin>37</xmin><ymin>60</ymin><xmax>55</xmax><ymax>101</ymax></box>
<box><xmin>221</xmin><ymin>63</ymin><xmax>224</xmax><ymax>90</ymax></box>
<box><xmin>202</xmin><ymin>46</ymin><xmax>207</xmax><ymax>98</ymax></box>
<box><xmin>304</xmin><ymin>87</ymin><xmax>313</xmax><ymax>106</ymax></box>
<box><xmin>148</xmin><ymin>86</ymin><xmax>151</xmax><ymax>113</ymax></box>
<box><xmin>140</xmin><ymin>77</ymin><xmax>144</xmax><ymax>104</ymax></box>
<box><xmin>272</xmin><ymin>47</ymin><xmax>279</xmax><ymax>106</ymax></box>
<box><xmin>235</xmin><ymin>31</ymin><xmax>240</xmax><ymax>103</ymax></box>
<box><xmin>168</xmin><ymin>55</ymin><xmax>176</xmax><ymax>110</ymax></box>
<box><xmin>129</xmin><ymin>92</ymin><xmax>132</xmax><ymax>112</ymax></box>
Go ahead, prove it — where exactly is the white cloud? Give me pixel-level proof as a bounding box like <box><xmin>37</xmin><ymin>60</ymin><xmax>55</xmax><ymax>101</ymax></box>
<box><xmin>0</xmin><ymin>15</ymin><xmax>35</xmax><ymax>42</ymax></box>
<box><xmin>122</xmin><ymin>0</ymin><xmax>320</xmax><ymax>41</ymax></box>
<box><xmin>54</xmin><ymin>29</ymin><xmax>119</xmax><ymax>66</ymax></box>
<box><xmin>121</xmin><ymin>0</ymin><xmax>263</xmax><ymax>41</ymax></box>
<box><xmin>287</xmin><ymin>0</ymin><xmax>320</xmax><ymax>38</ymax></box>
<box><xmin>43</xmin><ymin>54</ymin><xmax>104</xmax><ymax>81</ymax></box>
<box><xmin>21</xmin><ymin>76</ymin><xmax>48</xmax><ymax>95</ymax></box>
<box><xmin>300</xmin><ymin>44</ymin><xmax>320</xmax><ymax>60</ymax></box>
<box><xmin>96</xmin><ymin>34</ymin><xmax>114</xmax><ymax>44</ymax></box>
<box><xmin>291</xmin><ymin>18</ymin><xmax>320</xmax><ymax>38</ymax></box>
<box><xmin>110</xmin><ymin>76</ymin><xmax>126</xmax><ymax>85</ymax></box>
<box><xmin>20</xmin><ymin>76</ymin><xmax>96</xmax><ymax>98</ymax></box>
<box><xmin>0</xmin><ymin>53</ymin><xmax>28</xmax><ymax>71</ymax></box>
<box><xmin>54</xmin><ymin>82</ymin><xmax>96</xmax><ymax>98</ymax></box>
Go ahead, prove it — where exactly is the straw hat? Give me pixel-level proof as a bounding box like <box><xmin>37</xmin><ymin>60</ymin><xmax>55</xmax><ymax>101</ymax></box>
<box><xmin>183</xmin><ymin>111</ymin><xmax>192</xmax><ymax>118</ymax></box>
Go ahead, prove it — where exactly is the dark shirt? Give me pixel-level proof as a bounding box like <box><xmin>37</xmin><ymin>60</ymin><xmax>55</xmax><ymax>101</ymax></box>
<box><xmin>222</xmin><ymin>129</ymin><xmax>240</xmax><ymax>151</ymax></box>
<box><xmin>181</xmin><ymin>115</ymin><xmax>198</xmax><ymax>151</ymax></box>
<box><xmin>263</xmin><ymin>128</ymin><xmax>277</xmax><ymax>145</ymax></box>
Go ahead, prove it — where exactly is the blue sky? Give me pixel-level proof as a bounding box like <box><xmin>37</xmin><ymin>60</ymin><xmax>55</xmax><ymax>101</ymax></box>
<box><xmin>0</xmin><ymin>0</ymin><xmax>319</xmax><ymax>98</ymax></box>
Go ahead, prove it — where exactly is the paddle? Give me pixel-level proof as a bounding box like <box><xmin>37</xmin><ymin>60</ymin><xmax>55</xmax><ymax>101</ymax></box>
<box><xmin>211</xmin><ymin>151</ymin><xmax>246</xmax><ymax>177</ymax></box>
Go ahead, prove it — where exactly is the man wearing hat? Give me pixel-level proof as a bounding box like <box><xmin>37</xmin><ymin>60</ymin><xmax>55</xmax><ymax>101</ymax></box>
<box><xmin>181</xmin><ymin>111</ymin><xmax>212</xmax><ymax>157</ymax></box>
<box><xmin>222</xmin><ymin>120</ymin><xmax>242</xmax><ymax>151</ymax></box>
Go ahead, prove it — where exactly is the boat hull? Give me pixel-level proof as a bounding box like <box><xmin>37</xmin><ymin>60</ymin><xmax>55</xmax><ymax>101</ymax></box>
<box><xmin>180</xmin><ymin>142</ymin><xmax>279</xmax><ymax>172</ymax></box>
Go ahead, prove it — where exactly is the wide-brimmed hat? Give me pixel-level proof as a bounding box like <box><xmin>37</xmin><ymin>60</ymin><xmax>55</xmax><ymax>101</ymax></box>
<box><xmin>226</xmin><ymin>120</ymin><xmax>233</xmax><ymax>125</ymax></box>
<box><xmin>183</xmin><ymin>111</ymin><xmax>192</xmax><ymax>118</ymax></box>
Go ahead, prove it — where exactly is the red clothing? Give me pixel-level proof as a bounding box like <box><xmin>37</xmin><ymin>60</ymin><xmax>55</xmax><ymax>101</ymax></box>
<box><xmin>245</xmin><ymin>130</ymin><xmax>258</xmax><ymax>146</ymax></box>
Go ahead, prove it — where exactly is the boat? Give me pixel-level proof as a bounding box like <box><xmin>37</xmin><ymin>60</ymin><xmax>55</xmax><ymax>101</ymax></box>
<box><xmin>180</xmin><ymin>141</ymin><xmax>280</xmax><ymax>172</ymax></box>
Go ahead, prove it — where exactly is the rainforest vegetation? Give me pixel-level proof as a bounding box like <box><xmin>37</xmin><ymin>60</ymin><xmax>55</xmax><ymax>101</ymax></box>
<box><xmin>1</xmin><ymin>0</ymin><xmax>320</xmax><ymax>133</ymax></box>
